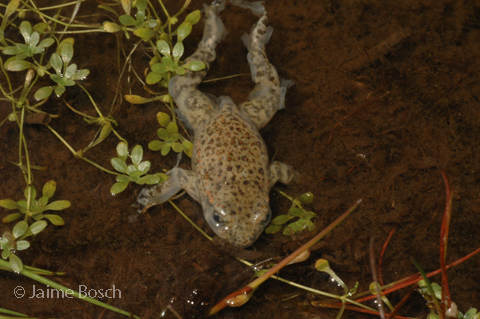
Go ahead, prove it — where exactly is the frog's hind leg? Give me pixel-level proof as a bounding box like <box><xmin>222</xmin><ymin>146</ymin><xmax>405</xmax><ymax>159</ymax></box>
<box><xmin>169</xmin><ymin>0</ymin><xmax>227</xmax><ymax>130</ymax></box>
<box><xmin>234</xmin><ymin>1</ymin><xmax>292</xmax><ymax>130</ymax></box>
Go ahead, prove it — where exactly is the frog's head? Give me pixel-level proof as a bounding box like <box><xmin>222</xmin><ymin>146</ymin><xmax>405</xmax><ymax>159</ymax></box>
<box><xmin>202</xmin><ymin>197</ymin><xmax>271</xmax><ymax>248</ymax></box>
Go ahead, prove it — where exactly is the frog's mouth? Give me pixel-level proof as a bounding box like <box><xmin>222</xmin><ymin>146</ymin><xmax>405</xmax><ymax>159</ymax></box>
<box><xmin>204</xmin><ymin>204</ymin><xmax>271</xmax><ymax>248</ymax></box>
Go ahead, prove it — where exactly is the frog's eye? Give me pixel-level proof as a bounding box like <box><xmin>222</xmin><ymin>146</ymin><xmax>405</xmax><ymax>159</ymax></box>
<box><xmin>213</xmin><ymin>210</ymin><xmax>225</xmax><ymax>225</ymax></box>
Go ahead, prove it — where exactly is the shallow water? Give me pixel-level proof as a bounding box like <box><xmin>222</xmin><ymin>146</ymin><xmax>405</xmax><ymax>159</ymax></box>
<box><xmin>0</xmin><ymin>0</ymin><xmax>479</xmax><ymax>318</ymax></box>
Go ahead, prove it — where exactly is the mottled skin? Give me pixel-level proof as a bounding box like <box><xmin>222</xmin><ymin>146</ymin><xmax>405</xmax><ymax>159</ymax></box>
<box><xmin>136</xmin><ymin>0</ymin><xmax>299</xmax><ymax>247</ymax></box>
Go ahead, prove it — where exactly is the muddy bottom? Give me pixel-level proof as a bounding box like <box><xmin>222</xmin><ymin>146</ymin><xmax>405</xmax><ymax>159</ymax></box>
<box><xmin>1</xmin><ymin>0</ymin><xmax>479</xmax><ymax>318</ymax></box>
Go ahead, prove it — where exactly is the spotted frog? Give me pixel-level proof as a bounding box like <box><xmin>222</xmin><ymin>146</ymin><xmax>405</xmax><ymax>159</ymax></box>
<box><xmin>136</xmin><ymin>0</ymin><xmax>299</xmax><ymax>247</ymax></box>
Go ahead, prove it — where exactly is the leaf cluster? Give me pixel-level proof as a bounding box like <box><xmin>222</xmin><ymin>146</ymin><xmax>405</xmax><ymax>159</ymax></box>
<box><xmin>146</xmin><ymin>10</ymin><xmax>205</xmax><ymax>87</ymax></box>
<box><xmin>266</xmin><ymin>192</ymin><xmax>317</xmax><ymax>235</ymax></box>
<box><xmin>34</xmin><ymin>39</ymin><xmax>90</xmax><ymax>99</ymax></box>
<box><xmin>2</xmin><ymin>21</ymin><xmax>54</xmax><ymax>72</ymax></box>
<box><xmin>0</xmin><ymin>180</ymin><xmax>69</xmax><ymax>226</ymax></box>
<box><xmin>148</xmin><ymin>112</ymin><xmax>193</xmax><ymax>157</ymax></box>
<box><xmin>110</xmin><ymin>142</ymin><xmax>167</xmax><ymax>194</ymax></box>
<box><xmin>0</xmin><ymin>180</ymin><xmax>70</xmax><ymax>273</ymax></box>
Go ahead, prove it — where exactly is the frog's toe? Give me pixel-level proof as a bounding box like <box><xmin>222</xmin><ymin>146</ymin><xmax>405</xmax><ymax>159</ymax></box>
<box><xmin>268</xmin><ymin>161</ymin><xmax>300</xmax><ymax>189</ymax></box>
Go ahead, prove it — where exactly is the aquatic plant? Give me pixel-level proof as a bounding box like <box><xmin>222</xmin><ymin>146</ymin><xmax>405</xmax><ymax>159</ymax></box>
<box><xmin>110</xmin><ymin>142</ymin><xmax>167</xmax><ymax>195</ymax></box>
<box><xmin>266</xmin><ymin>191</ymin><xmax>317</xmax><ymax>235</ymax></box>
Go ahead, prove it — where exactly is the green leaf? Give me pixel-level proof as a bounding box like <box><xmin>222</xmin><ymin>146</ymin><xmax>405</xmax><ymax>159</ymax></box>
<box><xmin>24</xmin><ymin>185</ymin><xmax>36</xmax><ymax>202</ymax></box>
<box><xmin>124</xmin><ymin>94</ymin><xmax>152</xmax><ymax>104</ymax></box>
<box><xmin>30</xmin><ymin>220</ymin><xmax>48</xmax><ymax>235</ymax></box>
<box><xmin>131</xmin><ymin>145</ymin><xmax>143</xmax><ymax>165</ymax></box>
<box><xmin>166</xmin><ymin>122</ymin><xmax>178</xmax><ymax>134</ymax></box>
<box><xmin>71</xmin><ymin>69</ymin><xmax>89</xmax><ymax>81</ymax></box>
<box><xmin>288</xmin><ymin>207</ymin><xmax>303</xmax><ymax>217</ymax></box>
<box><xmin>161</xmin><ymin>144</ymin><xmax>171</xmax><ymax>156</ymax></box>
<box><xmin>465</xmin><ymin>309</ymin><xmax>478</xmax><ymax>319</ymax></box>
<box><xmin>2</xmin><ymin>46</ymin><xmax>20</xmax><ymax>55</ymax></box>
<box><xmin>172</xmin><ymin>142</ymin><xmax>184</xmax><ymax>153</ymax></box>
<box><xmin>185</xmin><ymin>10</ymin><xmax>201</xmax><ymax>25</ymax></box>
<box><xmin>265</xmin><ymin>224</ymin><xmax>282</xmax><ymax>234</ymax></box>
<box><xmin>0</xmin><ymin>199</ymin><xmax>19</xmax><ymax>210</ymax></box>
<box><xmin>170</xmin><ymin>132</ymin><xmax>180</xmax><ymax>142</ymax></box>
<box><xmin>116</xmin><ymin>174</ymin><xmax>131</xmax><ymax>183</ymax></box>
<box><xmin>146</xmin><ymin>71</ymin><xmax>163</xmax><ymax>85</ymax></box>
<box><xmin>2</xmin><ymin>249</ymin><xmax>11</xmax><ymax>260</ymax></box>
<box><xmin>12</xmin><ymin>221</ymin><xmax>28</xmax><ymax>239</ymax></box>
<box><xmin>19</xmin><ymin>21</ymin><xmax>32</xmax><ymax>43</ymax></box>
<box><xmin>103</xmin><ymin>21</ymin><xmax>122</xmax><ymax>33</ymax></box>
<box><xmin>161</xmin><ymin>56</ymin><xmax>174</xmax><ymax>67</ymax></box>
<box><xmin>156</xmin><ymin>40</ymin><xmax>171</xmax><ymax>57</ymax></box>
<box><xmin>34</xmin><ymin>86</ymin><xmax>53</xmax><ymax>100</ymax></box>
<box><xmin>29</xmin><ymin>32</ymin><xmax>40</xmax><ymax>47</ymax></box>
<box><xmin>271</xmin><ymin>214</ymin><xmax>294</xmax><ymax>225</ymax></box>
<box><xmin>45</xmin><ymin>200</ymin><xmax>71</xmax><ymax>211</ymax></box>
<box><xmin>65</xmin><ymin>63</ymin><xmax>78</xmax><ymax>79</ymax></box>
<box><xmin>16</xmin><ymin>240</ymin><xmax>30</xmax><ymax>251</ymax></box>
<box><xmin>2</xmin><ymin>213</ymin><xmax>22</xmax><ymax>223</ymax></box>
<box><xmin>155</xmin><ymin>172</ymin><xmax>168</xmax><ymax>182</ymax></box>
<box><xmin>9</xmin><ymin>253</ymin><xmax>23</xmax><ymax>273</ymax></box>
<box><xmin>136</xmin><ymin>0</ymin><xmax>147</xmax><ymax>11</ymax></box>
<box><xmin>157</xmin><ymin>128</ymin><xmax>169</xmax><ymax>140</ymax></box>
<box><xmin>111</xmin><ymin>157</ymin><xmax>128</xmax><ymax>173</ymax></box>
<box><xmin>299</xmin><ymin>192</ymin><xmax>314</xmax><ymax>205</ymax></box>
<box><xmin>175</xmin><ymin>67</ymin><xmax>186</xmax><ymax>75</ymax></box>
<box><xmin>133</xmin><ymin>27</ymin><xmax>155</xmax><ymax>41</ymax></box>
<box><xmin>50</xmin><ymin>53</ymin><xmax>62</xmax><ymax>75</ymax></box>
<box><xmin>182</xmin><ymin>139</ymin><xmax>193</xmax><ymax>157</ymax></box>
<box><xmin>151</xmin><ymin>62</ymin><xmax>167</xmax><ymax>74</ymax></box>
<box><xmin>54</xmin><ymin>85</ymin><xmax>66</xmax><ymax>97</ymax></box>
<box><xmin>116</xmin><ymin>141</ymin><xmax>129</xmax><ymax>159</ymax></box>
<box><xmin>4</xmin><ymin>0</ymin><xmax>21</xmax><ymax>23</ymax></box>
<box><xmin>50</xmin><ymin>74</ymin><xmax>62</xmax><ymax>84</ymax></box>
<box><xmin>177</xmin><ymin>22</ymin><xmax>192</xmax><ymax>42</ymax></box>
<box><xmin>42</xmin><ymin>180</ymin><xmax>57</xmax><ymax>198</ymax></box>
<box><xmin>6</xmin><ymin>60</ymin><xmax>31</xmax><ymax>72</ymax></box>
<box><xmin>60</xmin><ymin>43</ymin><xmax>74</xmax><ymax>64</ymax></box>
<box><xmin>110</xmin><ymin>181</ymin><xmax>129</xmax><ymax>195</ymax></box>
<box><xmin>136</xmin><ymin>174</ymin><xmax>160</xmax><ymax>185</ymax></box>
<box><xmin>37</xmin><ymin>196</ymin><xmax>48</xmax><ymax>206</ymax></box>
<box><xmin>183</xmin><ymin>60</ymin><xmax>205</xmax><ymax>71</ymax></box>
<box><xmin>156</xmin><ymin>112</ymin><xmax>171</xmax><ymax>127</ymax></box>
<box><xmin>43</xmin><ymin>214</ymin><xmax>65</xmax><ymax>226</ymax></box>
<box><xmin>137</xmin><ymin>161</ymin><xmax>151</xmax><ymax>175</ymax></box>
<box><xmin>33</xmin><ymin>22</ymin><xmax>49</xmax><ymax>34</ymax></box>
<box><xmin>148</xmin><ymin>140</ymin><xmax>164</xmax><ymax>151</ymax></box>
<box><xmin>172</xmin><ymin>42</ymin><xmax>184</xmax><ymax>62</ymax></box>
<box><xmin>146</xmin><ymin>19</ymin><xmax>157</xmax><ymax>28</ymax></box>
<box><xmin>38</xmin><ymin>37</ymin><xmax>55</xmax><ymax>49</ymax></box>
<box><xmin>119</xmin><ymin>14</ymin><xmax>136</xmax><ymax>26</ymax></box>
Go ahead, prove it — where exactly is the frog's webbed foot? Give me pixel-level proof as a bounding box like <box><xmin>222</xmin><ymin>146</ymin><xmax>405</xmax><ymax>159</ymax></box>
<box><xmin>234</xmin><ymin>1</ymin><xmax>293</xmax><ymax>130</ymax></box>
<box><xmin>135</xmin><ymin>168</ymin><xmax>202</xmax><ymax>215</ymax></box>
<box><xmin>268</xmin><ymin>161</ymin><xmax>300</xmax><ymax>191</ymax></box>
<box><xmin>169</xmin><ymin>0</ymin><xmax>227</xmax><ymax>130</ymax></box>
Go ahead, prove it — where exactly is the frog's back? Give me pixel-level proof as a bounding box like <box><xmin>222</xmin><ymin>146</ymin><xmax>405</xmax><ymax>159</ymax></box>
<box><xmin>192</xmin><ymin>103</ymin><xmax>271</xmax><ymax>247</ymax></box>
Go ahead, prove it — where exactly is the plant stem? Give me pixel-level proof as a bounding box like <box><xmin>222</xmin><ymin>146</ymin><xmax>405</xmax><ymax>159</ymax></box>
<box><xmin>0</xmin><ymin>259</ymin><xmax>141</xmax><ymax>319</ymax></box>
<box><xmin>209</xmin><ymin>198</ymin><xmax>362</xmax><ymax>315</ymax></box>
<box><xmin>46</xmin><ymin>125</ymin><xmax>118</xmax><ymax>175</ymax></box>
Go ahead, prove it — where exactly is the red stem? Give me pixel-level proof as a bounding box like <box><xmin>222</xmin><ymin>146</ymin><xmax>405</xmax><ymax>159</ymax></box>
<box><xmin>378</xmin><ymin>226</ymin><xmax>397</xmax><ymax>286</ymax></box>
<box><xmin>439</xmin><ymin>170</ymin><xmax>452</xmax><ymax>308</ymax></box>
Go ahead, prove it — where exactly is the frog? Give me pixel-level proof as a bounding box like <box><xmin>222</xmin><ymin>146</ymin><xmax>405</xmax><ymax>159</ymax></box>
<box><xmin>136</xmin><ymin>0</ymin><xmax>299</xmax><ymax>248</ymax></box>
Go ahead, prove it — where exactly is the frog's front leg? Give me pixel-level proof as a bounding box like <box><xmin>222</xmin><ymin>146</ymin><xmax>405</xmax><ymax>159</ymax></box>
<box><xmin>235</xmin><ymin>1</ymin><xmax>293</xmax><ymax>130</ymax></box>
<box><xmin>168</xmin><ymin>0</ymin><xmax>227</xmax><ymax>130</ymax></box>
<box><xmin>268</xmin><ymin>161</ymin><xmax>300</xmax><ymax>191</ymax></box>
<box><xmin>136</xmin><ymin>168</ymin><xmax>203</xmax><ymax>213</ymax></box>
